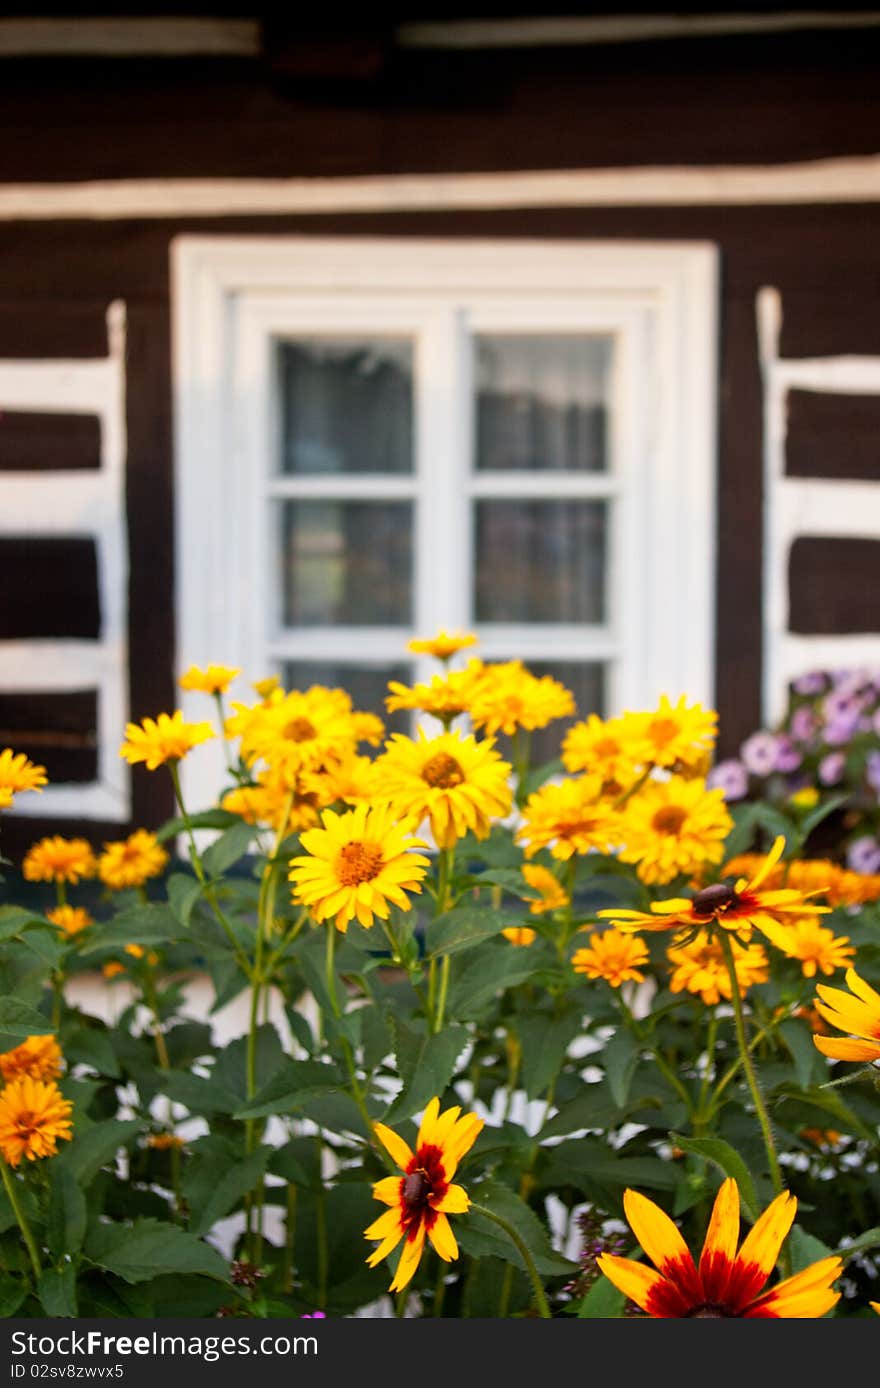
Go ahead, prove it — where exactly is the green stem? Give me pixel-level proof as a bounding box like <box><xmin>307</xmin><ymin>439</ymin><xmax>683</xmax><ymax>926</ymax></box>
<box><xmin>432</xmin><ymin>846</ymin><xmax>455</xmax><ymax>1033</ymax></box>
<box><xmin>282</xmin><ymin>1183</ymin><xmax>297</xmax><ymax>1294</ymax></box>
<box><xmin>0</xmin><ymin>1160</ymin><xmax>40</xmax><ymax>1281</ymax></box>
<box><xmin>695</xmin><ymin>1009</ymin><xmax>720</xmax><ymax>1129</ymax></box>
<box><xmin>315</xmin><ymin>1183</ymin><xmax>328</xmax><ymax>1311</ymax></box>
<box><xmin>324</xmin><ymin>925</ymin><xmax>392</xmax><ymax>1170</ymax></box>
<box><xmin>470</xmin><ymin>1202</ymin><xmax>551</xmax><ymax>1318</ymax></box>
<box><xmin>718</xmin><ymin>931</ymin><xmax>783</xmax><ymax>1197</ymax></box>
<box><xmin>497</xmin><ymin>1262</ymin><xmax>515</xmax><ymax>1317</ymax></box>
<box><xmin>433</xmin><ymin>955</ymin><xmax>451</xmax><ymax>1035</ymax></box>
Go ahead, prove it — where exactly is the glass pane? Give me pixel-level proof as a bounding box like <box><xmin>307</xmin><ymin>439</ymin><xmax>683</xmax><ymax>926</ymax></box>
<box><xmin>475</xmin><ymin>335</ymin><xmax>611</xmax><ymax>472</ymax></box>
<box><xmin>280</xmin><ymin>500</ymin><xmax>413</xmax><ymax>626</ymax></box>
<box><xmin>473</xmin><ymin>500</ymin><xmax>606</xmax><ymax>624</ymax></box>
<box><xmin>283</xmin><ymin>661</ymin><xmax>411</xmax><ymax>738</ymax></box>
<box><xmin>278</xmin><ymin>338</ymin><xmax>413</xmax><ymax>475</ymax></box>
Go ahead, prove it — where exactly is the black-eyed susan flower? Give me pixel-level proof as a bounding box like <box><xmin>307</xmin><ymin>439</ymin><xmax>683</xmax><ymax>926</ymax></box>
<box><xmin>22</xmin><ymin>835</ymin><xmax>97</xmax><ymax>885</ymax></box>
<box><xmin>467</xmin><ymin>660</ymin><xmax>574</xmax><ymax>738</ymax></box>
<box><xmin>601</xmin><ymin>836</ymin><xmax>830</xmax><ymax>939</ymax></box>
<box><xmin>812</xmin><ymin>968</ymin><xmax>880</xmax><ymax>1064</ymax></box>
<box><xmin>517</xmin><ymin>775</ymin><xmax>620</xmax><ymax>860</ymax></box>
<box><xmin>759</xmin><ymin>918</ymin><xmax>855</xmax><ymax>979</ymax></box>
<box><xmin>46</xmin><ymin>905</ymin><xmax>93</xmax><ymax>938</ymax></box>
<box><xmin>521</xmin><ymin>863</ymin><xmax>569</xmax><ymax>915</ymax></box>
<box><xmin>0</xmin><ymin>1035</ymin><xmax>62</xmax><ymax>1084</ymax></box>
<box><xmin>572</xmin><ymin>928</ymin><xmax>650</xmax><ymax>987</ymax></box>
<box><xmin>375</xmin><ymin>729</ymin><xmax>513</xmax><ymax>849</ymax></box>
<box><xmin>289</xmin><ymin>802</ymin><xmax>430</xmax><ymax>932</ymax></box>
<box><xmin>666</xmin><ymin>932</ymin><xmax>769</xmax><ymax>1006</ymax></box>
<box><xmin>97</xmin><ymin>829</ymin><xmax>169</xmax><ymax>891</ymax></box>
<box><xmin>616</xmin><ymin>774</ymin><xmax>732</xmax><ymax>886</ymax></box>
<box><xmin>0</xmin><ymin>749</ymin><xmax>47</xmax><ymax>798</ymax></box>
<box><xmin>364</xmin><ymin>1096</ymin><xmax>483</xmax><ymax>1292</ymax></box>
<box><xmin>598</xmin><ymin>1178</ymin><xmax>842</xmax><ymax>1318</ymax></box>
<box><xmin>407</xmin><ymin>629</ymin><xmax>477</xmax><ymax>661</ymax></box>
<box><xmin>0</xmin><ymin>1077</ymin><xmax>73</xmax><ymax>1166</ymax></box>
<box><xmin>120</xmin><ymin>710</ymin><xmax>215</xmax><ymax>770</ymax></box>
<box><xmin>178</xmin><ymin>663</ymin><xmax>241</xmax><ymax>695</ymax></box>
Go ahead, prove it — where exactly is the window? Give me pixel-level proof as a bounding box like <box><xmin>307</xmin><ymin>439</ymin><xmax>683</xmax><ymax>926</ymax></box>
<box><xmin>174</xmin><ymin>237</ymin><xmax>717</xmax><ymax>809</ymax></box>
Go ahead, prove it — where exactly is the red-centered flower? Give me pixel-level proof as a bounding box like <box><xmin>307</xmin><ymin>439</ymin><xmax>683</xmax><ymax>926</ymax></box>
<box><xmin>598</xmin><ymin>1178</ymin><xmax>842</xmax><ymax>1318</ymax></box>
<box><xmin>364</xmin><ymin>1096</ymin><xmax>483</xmax><ymax>1292</ymax></box>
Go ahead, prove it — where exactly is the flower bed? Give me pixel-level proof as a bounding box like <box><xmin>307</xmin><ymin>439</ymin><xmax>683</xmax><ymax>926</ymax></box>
<box><xmin>0</xmin><ymin>637</ymin><xmax>878</xmax><ymax>1319</ymax></box>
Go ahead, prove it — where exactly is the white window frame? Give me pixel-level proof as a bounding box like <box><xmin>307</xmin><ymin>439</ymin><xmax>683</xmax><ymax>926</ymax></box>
<box><xmin>173</xmin><ymin>236</ymin><xmax>718</xmax><ymax>812</ymax></box>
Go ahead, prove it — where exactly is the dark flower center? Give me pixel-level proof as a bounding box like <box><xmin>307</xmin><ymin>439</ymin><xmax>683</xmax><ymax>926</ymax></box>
<box><xmin>685</xmin><ymin>1303</ymin><xmax>736</xmax><ymax>1318</ymax></box>
<box><xmin>403</xmin><ymin>1169</ymin><xmax>433</xmax><ymax>1211</ymax></box>
<box><xmin>421</xmin><ymin>752</ymin><xmax>465</xmax><ymax>789</ymax></box>
<box><xmin>691</xmin><ymin>882</ymin><xmax>738</xmax><ymax>916</ymax></box>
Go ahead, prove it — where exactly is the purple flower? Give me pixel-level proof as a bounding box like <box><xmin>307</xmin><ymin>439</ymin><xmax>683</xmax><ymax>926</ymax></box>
<box><xmin>301</xmin><ymin>1311</ymin><xmax>326</xmax><ymax>1318</ymax></box>
<box><xmin>740</xmin><ymin>731</ymin><xmax>779</xmax><ymax>777</ymax></box>
<box><xmin>789</xmin><ymin>706</ymin><xmax>818</xmax><ymax>744</ymax></box>
<box><xmin>792</xmin><ymin>671</ymin><xmax>828</xmax><ymax>696</ymax></box>
<box><xmin>823</xmin><ymin>690</ymin><xmax>865</xmax><ymax>725</ymax></box>
<box><xmin>706</xmin><ymin>758</ymin><xmax>749</xmax><ymax>801</ymax></box>
<box><xmin>867</xmin><ymin>751</ymin><xmax>880</xmax><ymax>793</ymax></box>
<box><xmin>818</xmin><ymin>751</ymin><xmax>845</xmax><ymax>785</ymax></box>
<box><xmin>847</xmin><ymin>835</ymin><xmax>880</xmax><ymax>875</ymax></box>
<box><xmin>774</xmin><ymin>736</ymin><xmax>802</xmax><ymax>773</ymax></box>
<box><xmin>823</xmin><ymin>714</ymin><xmax>861</xmax><ymax>747</ymax></box>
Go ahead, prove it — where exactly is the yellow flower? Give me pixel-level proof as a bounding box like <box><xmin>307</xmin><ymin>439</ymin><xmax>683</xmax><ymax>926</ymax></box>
<box><xmin>666</xmin><ymin>932</ymin><xmax>769</xmax><ymax>1005</ymax></box>
<box><xmin>351</xmin><ymin>711</ymin><xmax>386</xmax><ymax>747</ymax></box>
<box><xmin>572</xmin><ymin>928</ymin><xmax>649</xmax><ymax>987</ymax></box>
<box><xmin>0</xmin><ymin>749</ymin><xmax>47</xmax><ymax>798</ymax></box>
<box><xmin>227</xmin><ymin>686</ymin><xmax>358</xmax><ymax>781</ymax></box>
<box><xmin>46</xmin><ymin>905</ymin><xmax>93</xmax><ymax>938</ymax></box>
<box><xmin>521</xmin><ymin>863</ymin><xmax>569</xmax><ymax>915</ymax></box>
<box><xmin>788</xmin><ymin>786</ymin><xmax>820</xmax><ymax>810</ymax></box>
<box><xmin>759</xmin><ymin>918</ymin><xmax>856</xmax><ymax>978</ymax></box>
<box><xmin>23</xmin><ymin>835</ymin><xmax>97</xmax><ymax>885</ymax></box>
<box><xmin>289</xmin><ymin>802</ymin><xmax>430</xmax><ymax>933</ymax></box>
<box><xmin>146</xmin><ymin>1133</ymin><xmax>185</xmax><ymax>1150</ymax></box>
<box><xmin>812</xmin><ymin>968</ymin><xmax>880</xmax><ymax>1064</ymax></box>
<box><xmin>365</xmin><ymin>1096</ymin><xmax>483</xmax><ymax>1292</ymax></box>
<box><xmin>120</xmin><ymin>710</ymin><xmax>215</xmax><ymax>770</ymax></box>
<box><xmin>516</xmin><ymin>775</ymin><xmax>619</xmax><ymax>860</ymax></box>
<box><xmin>0</xmin><ymin>1035</ymin><xmax>62</xmax><ymax>1083</ymax></box>
<box><xmin>598</xmin><ymin>1178</ymin><xmax>841</xmax><ymax>1317</ymax></box>
<box><xmin>385</xmin><ymin>662</ymin><xmax>484</xmax><ymax>725</ymax></box>
<box><xmin>178</xmin><ymin>663</ymin><xmax>241</xmax><ymax>695</ymax></box>
<box><xmin>375</xmin><ymin>729</ymin><xmax>513</xmax><ymax>849</ymax></box>
<box><xmin>102</xmin><ymin>962</ymin><xmax>125</xmax><ymax>979</ymax></box>
<box><xmin>0</xmin><ymin>1077</ymin><xmax>73</xmax><ymax>1166</ymax></box>
<box><xmin>97</xmin><ymin>829</ymin><xmax>169</xmax><ymax>891</ymax></box>
<box><xmin>616</xmin><ymin>775</ymin><xmax>733</xmax><ymax>886</ymax></box>
<box><xmin>623</xmin><ymin>695</ymin><xmax>718</xmax><ymax>772</ymax></box>
<box><xmin>467</xmin><ymin>660</ymin><xmax>575</xmax><ymax>738</ymax></box>
<box><xmin>407</xmin><ymin>629</ymin><xmax>477</xmax><ymax>661</ymax></box>
<box><xmin>561</xmin><ymin>714</ymin><xmax>641</xmax><ymax>786</ymax></box>
<box><xmin>252</xmin><ymin>675</ymin><xmax>281</xmax><ymax>701</ymax></box>
<box><xmin>124</xmin><ymin>944</ymin><xmax>160</xmax><ymax>966</ymax></box>
<box><xmin>501</xmin><ymin>926</ymin><xmax>537</xmax><ymax>946</ymax></box>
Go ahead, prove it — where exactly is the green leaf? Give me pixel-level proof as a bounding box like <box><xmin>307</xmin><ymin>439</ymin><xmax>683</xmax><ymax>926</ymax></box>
<box><xmin>800</xmin><ymin>793</ymin><xmax>850</xmax><ymax>841</ymax></box>
<box><xmin>47</xmin><ymin>1166</ymin><xmax>87</xmax><ymax>1257</ymax></box>
<box><xmin>385</xmin><ymin>1022</ymin><xmax>469</xmax><ymax>1122</ymax></box>
<box><xmin>518</xmin><ymin>1012</ymin><xmax>583</xmax><ymax>1101</ymax></box>
<box><xmin>577</xmin><ymin>1275</ymin><xmax>627</xmax><ymax>1318</ymax></box>
<box><xmin>446</xmin><ymin>943</ymin><xmax>537</xmax><ymax>1018</ymax></box>
<box><xmin>838</xmin><ymin>1227</ymin><xmax>880</xmax><ymax>1263</ymax></box>
<box><xmin>788</xmin><ymin>1225</ymin><xmax>834</xmax><ymax>1275</ymax></box>
<box><xmin>0</xmin><ymin>997</ymin><xmax>52</xmax><ymax>1038</ymax></box>
<box><xmin>161</xmin><ymin>1071</ymin><xmax>240</xmax><ymax>1116</ymax></box>
<box><xmin>468</xmin><ymin>869</ymin><xmax>541</xmax><ymax>900</ymax></box>
<box><xmin>669</xmin><ymin>1134</ymin><xmax>759</xmax><ymax>1223</ymax></box>
<box><xmin>424</xmin><ymin>907</ymin><xmax>517</xmax><ymax>959</ymax></box>
<box><xmin>57</xmin><ymin>1119</ymin><xmax>140</xmax><ymax>1185</ymax></box>
<box><xmin>202</xmin><ymin>821</ymin><xmax>255</xmax><ymax>877</ymax></box>
<box><xmin>186</xmin><ymin>1148</ymin><xmax>270</xmax><ymax>1237</ymax></box>
<box><xmin>778</xmin><ymin>1018</ymin><xmax>822</xmax><ymax>1089</ymax></box>
<box><xmin>64</xmin><ymin>1027</ymin><xmax>120</xmax><ymax>1079</ymax></box>
<box><xmin>603</xmin><ymin>1028</ymin><xmax>640</xmax><ymax>1109</ymax></box>
<box><xmin>467</xmin><ymin>1181</ymin><xmax>576</xmax><ymax>1277</ymax></box>
<box><xmin>0</xmin><ymin>1273</ymin><xmax>26</xmax><ymax>1317</ymax></box>
<box><xmin>0</xmin><ymin>905</ymin><xmax>52</xmax><ymax>941</ymax></box>
<box><xmin>38</xmin><ymin>1265</ymin><xmax>78</xmax><ymax>1317</ymax></box>
<box><xmin>167</xmin><ymin>872</ymin><xmax>203</xmax><ymax>929</ymax></box>
<box><xmin>85</xmin><ymin>1218</ymin><xmax>231</xmax><ymax>1285</ymax></box>
<box><xmin>233</xmin><ymin>1060</ymin><xmax>342</xmax><ymax>1120</ymax></box>
<box><xmin>82</xmin><ymin>903</ymin><xmax>179</xmax><ymax>951</ymax></box>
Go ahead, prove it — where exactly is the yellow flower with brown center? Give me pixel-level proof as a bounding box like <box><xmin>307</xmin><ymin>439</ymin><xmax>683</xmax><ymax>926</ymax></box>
<box><xmin>385</xmin><ymin>662</ymin><xmax>484</xmax><ymax>725</ymax></box>
<box><xmin>97</xmin><ymin>829</ymin><xmax>169</xmax><ymax>891</ymax></box>
<box><xmin>23</xmin><ymin>835</ymin><xmax>97</xmax><ymax>885</ymax></box>
<box><xmin>516</xmin><ymin>775</ymin><xmax>619</xmax><ymax>861</ymax></box>
<box><xmin>120</xmin><ymin>710</ymin><xmax>215</xmax><ymax>770</ymax></box>
<box><xmin>812</xmin><ymin>968</ymin><xmax>880</xmax><ymax>1064</ymax></box>
<box><xmin>602</xmin><ymin>837</ymin><xmax>832</xmax><ymax>939</ymax></box>
<box><xmin>622</xmin><ymin>695</ymin><xmax>718</xmax><ymax>772</ymax></box>
<box><xmin>289</xmin><ymin>802</ymin><xmax>430</xmax><ymax>932</ymax></box>
<box><xmin>467</xmin><ymin>660</ymin><xmax>575</xmax><ymax>738</ymax></box>
<box><xmin>501</xmin><ymin>926</ymin><xmax>537</xmax><ymax>946</ymax></box>
<box><xmin>520</xmin><ymin>863</ymin><xmax>569</xmax><ymax>915</ymax></box>
<box><xmin>759</xmin><ymin>918</ymin><xmax>856</xmax><ymax>978</ymax></box>
<box><xmin>0</xmin><ymin>1035</ymin><xmax>62</xmax><ymax>1084</ymax></box>
<box><xmin>598</xmin><ymin>1178</ymin><xmax>841</xmax><ymax>1317</ymax></box>
<box><xmin>666</xmin><ymin>932</ymin><xmax>769</xmax><ymax>1005</ymax></box>
<box><xmin>375</xmin><ymin>729</ymin><xmax>513</xmax><ymax>849</ymax></box>
<box><xmin>561</xmin><ymin>714</ymin><xmax>641</xmax><ymax>785</ymax></box>
<box><xmin>364</xmin><ymin>1096</ymin><xmax>483</xmax><ymax>1292</ymax></box>
<box><xmin>178</xmin><ymin>663</ymin><xmax>241</xmax><ymax>695</ymax></box>
<box><xmin>572</xmin><ymin>928</ymin><xmax>649</xmax><ymax>987</ymax></box>
<box><xmin>616</xmin><ymin>775</ymin><xmax>732</xmax><ymax>886</ymax></box>
<box><xmin>0</xmin><ymin>1077</ymin><xmax>73</xmax><ymax>1166</ymax></box>
<box><xmin>407</xmin><ymin>629</ymin><xmax>477</xmax><ymax>661</ymax></box>
<box><xmin>227</xmin><ymin>686</ymin><xmax>358</xmax><ymax>781</ymax></box>
<box><xmin>46</xmin><ymin>905</ymin><xmax>93</xmax><ymax>937</ymax></box>
<box><xmin>0</xmin><ymin>748</ymin><xmax>47</xmax><ymax>798</ymax></box>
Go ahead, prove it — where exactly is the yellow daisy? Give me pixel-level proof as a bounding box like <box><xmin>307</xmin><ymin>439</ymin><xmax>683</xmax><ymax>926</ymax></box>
<box><xmin>666</xmin><ymin>932</ymin><xmax>769</xmax><ymax>1006</ymax></box>
<box><xmin>623</xmin><ymin>695</ymin><xmax>718</xmax><ymax>772</ymax></box>
<box><xmin>365</xmin><ymin>1096</ymin><xmax>483</xmax><ymax>1292</ymax></box>
<box><xmin>572</xmin><ymin>928</ymin><xmax>649</xmax><ymax>987</ymax></box>
<box><xmin>97</xmin><ymin>829</ymin><xmax>168</xmax><ymax>891</ymax></box>
<box><xmin>0</xmin><ymin>748</ymin><xmax>48</xmax><ymax>797</ymax></box>
<box><xmin>227</xmin><ymin>686</ymin><xmax>358</xmax><ymax>780</ymax></box>
<box><xmin>521</xmin><ymin>863</ymin><xmax>569</xmax><ymax>915</ymax></box>
<box><xmin>561</xmin><ymin>713</ymin><xmax>641</xmax><ymax>787</ymax></box>
<box><xmin>23</xmin><ymin>835</ymin><xmax>97</xmax><ymax>885</ymax></box>
<box><xmin>178</xmin><ymin>663</ymin><xmax>240</xmax><ymax>695</ymax></box>
<box><xmin>289</xmin><ymin>802</ymin><xmax>430</xmax><ymax>932</ymax></box>
<box><xmin>812</xmin><ymin>968</ymin><xmax>880</xmax><ymax>1064</ymax></box>
<box><xmin>467</xmin><ymin>660</ymin><xmax>575</xmax><ymax>738</ymax></box>
<box><xmin>501</xmin><ymin>926</ymin><xmax>537</xmax><ymax>946</ymax></box>
<box><xmin>516</xmin><ymin>775</ymin><xmax>619</xmax><ymax>861</ymax></box>
<box><xmin>385</xmin><ymin>662</ymin><xmax>484</xmax><ymax>725</ymax></box>
<box><xmin>0</xmin><ymin>1077</ymin><xmax>73</xmax><ymax>1166</ymax></box>
<box><xmin>759</xmin><ymin>918</ymin><xmax>856</xmax><ymax>979</ymax></box>
<box><xmin>407</xmin><ymin>629</ymin><xmax>478</xmax><ymax>661</ymax></box>
<box><xmin>374</xmin><ymin>729</ymin><xmax>513</xmax><ymax>849</ymax></box>
<box><xmin>46</xmin><ymin>905</ymin><xmax>93</xmax><ymax>938</ymax></box>
<box><xmin>0</xmin><ymin>1035</ymin><xmax>63</xmax><ymax>1084</ymax></box>
<box><xmin>617</xmin><ymin>775</ymin><xmax>733</xmax><ymax>886</ymax></box>
<box><xmin>120</xmin><ymin>710</ymin><xmax>215</xmax><ymax>770</ymax></box>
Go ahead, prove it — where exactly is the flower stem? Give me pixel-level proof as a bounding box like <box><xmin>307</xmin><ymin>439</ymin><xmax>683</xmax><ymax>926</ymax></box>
<box><xmin>718</xmin><ymin>931</ymin><xmax>783</xmax><ymax>1197</ymax></box>
<box><xmin>470</xmin><ymin>1201</ymin><xmax>551</xmax><ymax>1318</ymax></box>
<box><xmin>0</xmin><ymin>1159</ymin><xmax>41</xmax><ymax>1281</ymax></box>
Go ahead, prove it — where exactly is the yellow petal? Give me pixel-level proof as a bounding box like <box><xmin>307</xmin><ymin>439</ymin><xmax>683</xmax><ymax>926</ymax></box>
<box><xmin>748</xmin><ymin>836</ymin><xmax>786</xmax><ymax>892</ymax></box>
<box><xmin>372</xmin><ymin>1176</ymin><xmax>404</xmax><ymax>1206</ymax></box>
<box><xmin>698</xmin><ymin>1178</ymin><xmax>739</xmax><ymax>1295</ymax></box>
<box><xmin>364</xmin><ymin>1206</ymin><xmax>402</xmax><ymax>1241</ymax></box>
<box><xmin>623</xmin><ymin>1188</ymin><xmax>694</xmax><ymax>1277</ymax></box>
<box><xmin>389</xmin><ymin>1225</ymin><xmax>426</xmax><ymax>1293</ymax></box>
<box><xmin>596</xmin><ymin>1253</ymin><xmax>667</xmax><ymax>1313</ymax></box>
<box><xmin>444</xmin><ymin>1113</ymin><xmax>484</xmax><ymax>1170</ymax></box>
<box><xmin>416</xmin><ymin>1096</ymin><xmax>441</xmax><ymax>1151</ymax></box>
<box><xmin>733</xmin><ymin>1190</ymin><xmax>796</xmax><ymax>1291</ymax></box>
<box><xmin>747</xmin><ymin>1256</ymin><xmax>842</xmax><ymax>1318</ymax></box>
<box><xmin>427</xmin><ymin>1211</ymin><xmax>459</xmax><ymax>1262</ymax></box>
<box><xmin>366</xmin><ymin>1227</ymin><xmax>404</xmax><ymax>1268</ymax></box>
<box><xmin>813</xmin><ymin>1035</ymin><xmax>880</xmax><ymax>1062</ymax></box>
<box><xmin>433</xmin><ymin>1183</ymin><xmax>470</xmax><ymax>1214</ymax></box>
<box><xmin>845</xmin><ymin>969</ymin><xmax>880</xmax><ymax>1014</ymax></box>
<box><xmin>373</xmin><ymin>1122</ymin><xmax>414</xmax><ymax>1172</ymax></box>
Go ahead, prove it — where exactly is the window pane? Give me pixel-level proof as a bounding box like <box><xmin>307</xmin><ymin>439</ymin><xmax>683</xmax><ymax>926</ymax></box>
<box><xmin>281</xmin><ymin>500</ymin><xmax>413</xmax><ymax>626</ymax></box>
<box><xmin>473</xmin><ymin>500</ymin><xmax>606</xmax><ymax>624</ymax></box>
<box><xmin>283</xmin><ymin>661</ymin><xmax>411</xmax><ymax>738</ymax></box>
<box><xmin>493</xmin><ymin>661</ymin><xmax>606</xmax><ymax>767</ymax></box>
<box><xmin>279</xmin><ymin>338</ymin><xmax>413</xmax><ymax>475</ymax></box>
<box><xmin>475</xmin><ymin>335</ymin><xmax>611</xmax><ymax>472</ymax></box>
